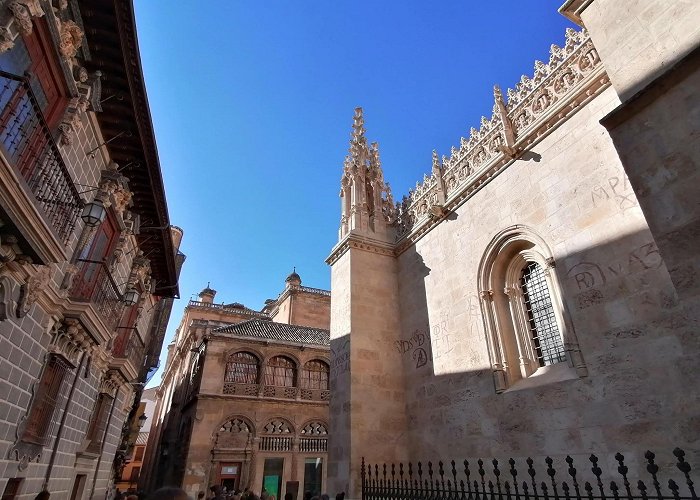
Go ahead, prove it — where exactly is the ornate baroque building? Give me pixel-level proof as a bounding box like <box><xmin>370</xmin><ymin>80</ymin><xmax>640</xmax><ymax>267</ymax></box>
<box><xmin>0</xmin><ymin>1</ymin><xmax>181</xmax><ymax>498</ymax></box>
<box><xmin>142</xmin><ymin>274</ymin><xmax>331</xmax><ymax>499</ymax></box>
<box><xmin>326</xmin><ymin>0</ymin><xmax>700</xmax><ymax>497</ymax></box>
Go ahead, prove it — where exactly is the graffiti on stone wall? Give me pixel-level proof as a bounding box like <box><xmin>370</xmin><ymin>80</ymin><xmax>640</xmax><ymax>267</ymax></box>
<box><xmin>590</xmin><ymin>173</ymin><xmax>637</xmax><ymax>211</ymax></box>
<box><xmin>330</xmin><ymin>338</ymin><xmax>350</xmax><ymax>379</ymax></box>
<box><xmin>430</xmin><ymin>313</ymin><xmax>455</xmax><ymax>361</ymax></box>
<box><xmin>395</xmin><ymin>328</ymin><xmax>429</xmax><ymax>369</ymax></box>
<box><xmin>566</xmin><ymin>241</ymin><xmax>663</xmax><ymax>309</ymax></box>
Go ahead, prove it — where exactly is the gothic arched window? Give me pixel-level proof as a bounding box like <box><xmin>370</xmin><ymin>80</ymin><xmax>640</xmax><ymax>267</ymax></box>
<box><xmin>478</xmin><ymin>226</ymin><xmax>587</xmax><ymax>392</ymax></box>
<box><xmin>264</xmin><ymin>356</ymin><xmax>296</xmax><ymax>387</ymax></box>
<box><xmin>225</xmin><ymin>352</ymin><xmax>259</xmax><ymax>384</ymax></box>
<box><xmin>300</xmin><ymin>360</ymin><xmax>329</xmax><ymax>390</ymax></box>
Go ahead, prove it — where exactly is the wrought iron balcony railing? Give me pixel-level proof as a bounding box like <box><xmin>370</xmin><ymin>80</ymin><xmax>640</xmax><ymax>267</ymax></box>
<box><xmin>70</xmin><ymin>259</ymin><xmax>124</xmax><ymax>330</ymax></box>
<box><xmin>0</xmin><ymin>70</ymin><xmax>82</xmax><ymax>244</ymax></box>
<box><xmin>113</xmin><ymin>328</ymin><xmax>145</xmax><ymax>363</ymax></box>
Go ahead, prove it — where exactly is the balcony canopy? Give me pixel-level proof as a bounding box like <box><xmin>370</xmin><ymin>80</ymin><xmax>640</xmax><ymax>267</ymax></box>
<box><xmin>78</xmin><ymin>0</ymin><xmax>178</xmax><ymax>298</ymax></box>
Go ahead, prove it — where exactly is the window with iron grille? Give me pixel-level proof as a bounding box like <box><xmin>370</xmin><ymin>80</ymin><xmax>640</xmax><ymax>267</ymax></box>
<box><xmin>85</xmin><ymin>392</ymin><xmax>114</xmax><ymax>454</ymax></box>
<box><xmin>22</xmin><ymin>354</ymin><xmax>71</xmax><ymax>445</ymax></box>
<box><xmin>264</xmin><ymin>356</ymin><xmax>296</xmax><ymax>387</ymax></box>
<box><xmin>478</xmin><ymin>227</ymin><xmax>587</xmax><ymax>393</ymax></box>
<box><xmin>520</xmin><ymin>262</ymin><xmax>566</xmax><ymax>366</ymax></box>
<box><xmin>225</xmin><ymin>352</ymin><xmax>259</xmax><ymax>384</ymax></box>
<box><xmin>301</xmin><ymin>360</ymin><xmax>329</xmax><ymax>390</ymax></box>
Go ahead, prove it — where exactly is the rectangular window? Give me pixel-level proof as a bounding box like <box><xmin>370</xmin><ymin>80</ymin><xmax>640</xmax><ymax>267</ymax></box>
<box><xmin>303</xmin><ymin>458</ymin><xmax>323</xmax><ymax>497</ymax></box>
<box><xmin>85</xmin><ymin>392</ymin><xmax>113</xmax><ymax>454</ymax></box>
<box><xmin>22</xmin><ymin>355</ymin><xmax>71</xmax><ymax>445</ymax></box>
<box><xmin>261</xmin><ymin>458</ymin><xmax>284</xmax><ymax>500</ymax></box>
<box><xmin>134</xmin><ymin>445</ymin><xmax>145</xmax><ymax>462</ymax></box>
<box><xmin>1</xmin><ymin>478</ymin><xmax>22</xmax><ymax>500</ymax></box>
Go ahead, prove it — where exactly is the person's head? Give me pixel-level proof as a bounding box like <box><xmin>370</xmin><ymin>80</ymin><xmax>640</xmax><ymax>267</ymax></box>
<box><xmin>148</xmin><ymin>488</ymin><xmax>191</xmax><ymax>500</ymax></box>
<box><xmin>35</xmin><ymin>491</ymin><xmax>50</xmax><ymax>500</ymax></box>
<box><xmin>320</xmin><ymin>495</ymin><xmax>329</xmax><ymax>500</ymax></box>
<box><xmin>210</xmin><ymin>486</ymin><xmax>221</xmax><ymax>495</ymax></box>
<box><xmin>197</xmin><ymin>492</ymin><xmax>205</xmax><ymax>499</ymax></box>
<box><xmin>335</xmin><ymin>493</ymin><xmax>345</xmax><ymax>500</ymax></box>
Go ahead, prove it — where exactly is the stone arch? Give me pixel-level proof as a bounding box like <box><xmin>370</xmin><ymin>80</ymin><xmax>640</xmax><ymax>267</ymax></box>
<box><xmin>214</xmin><ymin>415</ymin><xmax>255</xmax><ymax>449</ymax></box>
<box><xmin>477</xmin><ymin>225</ymin><xmax>586</xmax><ymax>392</ymax></box>
<box><xmin>298</xmin><ymin>420</ymin><xmax>329</xmax><ymax>436</ymax></box>
<box><xmin>261</xmin><ymin>417</ymin><xmax>295</xmax><ymax>435</ymax></box>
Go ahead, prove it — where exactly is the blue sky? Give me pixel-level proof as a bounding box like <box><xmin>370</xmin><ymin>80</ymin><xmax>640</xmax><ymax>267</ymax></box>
<box><xmin>134</xmin><ymin>1</ymin><xmax>576</xmax><ymax>386</ymax></box>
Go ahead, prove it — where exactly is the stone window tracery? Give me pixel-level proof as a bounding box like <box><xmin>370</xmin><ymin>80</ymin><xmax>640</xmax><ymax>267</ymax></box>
<box><xmin>225</xmin><ymin>351</ymin><xmax>259</xmax><ymax>385</ymax></box>
<box><xmin>264</xmin><ymin>356</ymin><xmax>296</xmax><ymax>387</ymax></box>
<box><xmin>478</xmin><ymin>226</ymin><xmax>587</xmax><ymax>393</ymax></box>
<box><xmin>301</xmin><ymin>360</ymin><xmax>329</xmax><ymax>390</ymax></box>
<box><xmin>300</xmin><ymin>421</ymin><xmax>328</xmax><ymax>436</ymax></box>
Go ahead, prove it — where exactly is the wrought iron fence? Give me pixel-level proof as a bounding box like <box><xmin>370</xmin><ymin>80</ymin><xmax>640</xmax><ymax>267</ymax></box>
<box><xmin>0</xmin><ymin>70</ymin><xmax>82</xmax><ymax>243</ymax></box>
<box><xmin>361</xmin><ymin>449</ymin><xmax>697</xmax><ymax>500</ymax></box>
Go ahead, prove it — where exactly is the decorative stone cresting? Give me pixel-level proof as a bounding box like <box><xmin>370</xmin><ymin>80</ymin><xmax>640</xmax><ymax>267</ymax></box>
<box><xmin>348</xmin><ymin>29</ymin><xmax>606</xmax><ymax>249</ymax></box>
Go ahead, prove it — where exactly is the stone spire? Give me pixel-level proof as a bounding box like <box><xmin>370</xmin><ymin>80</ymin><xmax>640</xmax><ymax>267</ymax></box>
<box><xmin>338</xmin><ymin>107</ymin><xmax>393</xmax><ymax>241</ymax></box>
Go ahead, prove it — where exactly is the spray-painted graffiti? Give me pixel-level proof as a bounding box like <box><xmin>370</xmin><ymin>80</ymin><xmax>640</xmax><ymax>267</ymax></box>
<box><xmin>396</xmin><ymin>328</ymin><xmax>429</xmax><ymax>369</ymax></box>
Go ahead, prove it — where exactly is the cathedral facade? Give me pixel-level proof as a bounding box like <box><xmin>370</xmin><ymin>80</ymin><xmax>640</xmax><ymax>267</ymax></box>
<box><xmin>326</xmin><ymin>0</ymin><xmax>700</xmax><ymax>497</ymax></box>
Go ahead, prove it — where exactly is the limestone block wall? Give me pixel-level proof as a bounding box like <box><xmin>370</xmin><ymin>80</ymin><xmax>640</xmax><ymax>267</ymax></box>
<box><xmin>573</xmin><ymin>0</ymin><xmax>700</xmax><ymax>101</ymax></box>
<box><xmin>288</xmin><ymin>292</ymin><xmax>331</xmax><ymax>330</ymax></box>
<box><xmin>393</xmin><ymin>85</ymin><xmax>696</xmax><ymax>473</ymax></box>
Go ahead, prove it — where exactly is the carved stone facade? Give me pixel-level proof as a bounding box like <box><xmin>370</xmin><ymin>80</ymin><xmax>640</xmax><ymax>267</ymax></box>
<box><xmin>327</xmin><ymin>2</ymin><xmax>700</xmax><ymax>498</ymax></box>
<box><xmin>0</xmin><ymin>2</ymin><xmax>180</xmax><ymax>499</ymax></box>
<box><xmin>142</xmin><ymin>276</ymin><xmax>331</xmax><ymax>499</ymax></box>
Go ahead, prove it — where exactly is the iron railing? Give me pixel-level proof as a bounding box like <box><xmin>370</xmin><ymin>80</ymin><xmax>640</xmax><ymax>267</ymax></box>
<box><xmin>113</xmin><ymin>329</ymin><xmax>145</xmax><ymax>362</ymax></box>
<box><xmin>361</xmin><ymin>449</ymin><xmax>697</xmax><ymax>500</ymax></box>
<box><xmin>0</xmin><ymin>70</ymin><xmax>82</xmax><ymax>243</ymax></box>
<box><xmin>70</xmin><ymin>259</ymin><xmax>124</xmax><ymax>330</ymax></box>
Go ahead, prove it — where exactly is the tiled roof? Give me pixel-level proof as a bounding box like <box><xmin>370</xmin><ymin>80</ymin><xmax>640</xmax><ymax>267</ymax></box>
<box><xmin>212</xmin><ymin>319</ymin><xmax>330</xmax><ymax>347</ymax></box>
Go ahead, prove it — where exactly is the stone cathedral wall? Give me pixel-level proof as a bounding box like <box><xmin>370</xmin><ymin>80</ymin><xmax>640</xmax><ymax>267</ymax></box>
<box><xmin>393</xmin><ymin>82</ymin><xmax>696</xmax><ymax>474</ymax></box>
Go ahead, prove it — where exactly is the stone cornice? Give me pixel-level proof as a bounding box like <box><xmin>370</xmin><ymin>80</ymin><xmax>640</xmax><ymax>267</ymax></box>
<box><xmin>558</xmin><ymin>0</ymin><xmax>594</xmax><ymax>26</ymax></box>
<box><xmin>197</xmin><ymin>392</ymin><xmax>329</xmax><ymax>407</ymax></box>
<box><xmin>325</xmin><ymin>232</ymin><xmax>396</xmax><ymax>266</ymax></box>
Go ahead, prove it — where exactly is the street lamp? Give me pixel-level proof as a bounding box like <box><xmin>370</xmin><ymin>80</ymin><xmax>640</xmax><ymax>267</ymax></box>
<box><xmin>80</xmin><ymin>199</ymin><xmax>107</xmax><ymax>227</ymax></box>
<box><xmin>122</xmin><ymin>287</ymin><xmax>140</xmax><ymax>307</ymax></box>
<box><xmin>137</xmin><ymin>413</ymin><xmax>148</xmax><ymax>429</ymax></box>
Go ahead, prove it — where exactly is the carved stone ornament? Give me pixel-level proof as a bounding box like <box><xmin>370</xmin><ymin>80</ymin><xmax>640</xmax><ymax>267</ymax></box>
<box><xmin>58</xmin><ymin>19</ymin><xmax>83</xmax><ymax>60</ymax></box>
<box><xmin>8</xmin><ymin>2</ymin><xmax>33</xmax><ymax>37</ymax></box>
<box><xmin>49</xmin><ymin>318</ymin><xmax>91</xmax><ymax>366</ymax></box>
<box><xmin>0</xmin><ymin>27</ymin><xmax>14</xmax><ymax>53</ymax></box>
<box><xmin>16</xmin><ymin>265</ymin><xmax>52</xmax><ymax>318</ymax></box>
<box><xmin>99</xmin><ymin>370</ymin><xmax>121</xmax><ymax>396</ymax></box>
<box><xmin>0</xmin><ymin>275</ymin><xmax>17</xmax><ymax>320</ymax></box>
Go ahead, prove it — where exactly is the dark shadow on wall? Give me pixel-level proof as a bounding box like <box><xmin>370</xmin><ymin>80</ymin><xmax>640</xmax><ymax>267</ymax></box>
<box><xmin>380</xmin><ymin>227</ymin><xmax>699</xmax><ymax>482</ymax></box>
